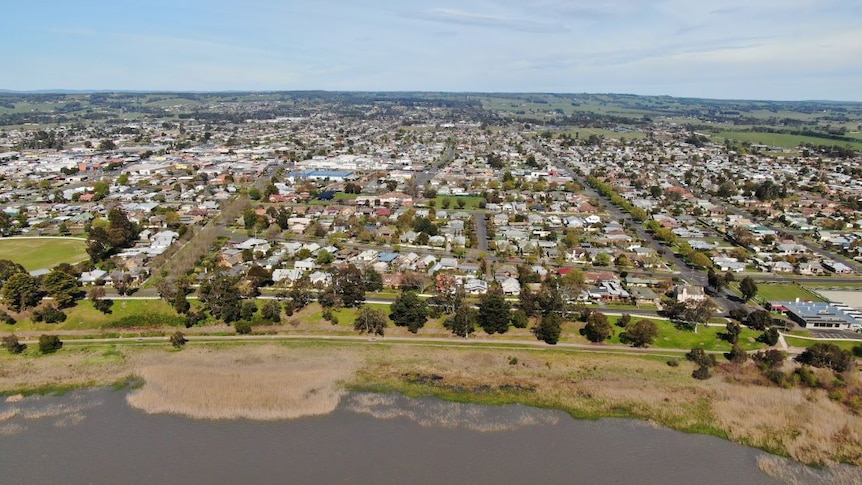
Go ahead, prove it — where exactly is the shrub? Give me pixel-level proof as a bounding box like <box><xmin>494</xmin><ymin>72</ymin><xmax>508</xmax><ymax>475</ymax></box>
<box><xmin>2</xmin><ymin>334</ymin><xmax>26</xmax><ymax>354</ymax></box>
<box><xmin>93</xmin><ymin>298</ymin><xmax>114</xmax><ymax>314</ymax></box>
<box><xmin>0</xmin><ymin>310</ymin><xmax>15</xmax><ymax>325</ymax></box>
<box><xmin>235</xmin><ymin>321</ymin><xmax>253</xmax><ymax>334</ymax></box>
<box><xmin>795</xmin><ymin>343</ymin><xmax>853</xmax><ymax>373</ymax></box>
<box><xmin>38</xmin><ymin>334</ymin><xmax>63</xmax><ymax>354</ymax></box>
<box><xmin>666</xmin><ymin>359</ymin><xmax>679</xmax><ymax>367</ymax></box>
<box><xmin>32</xmin><ymin>305</ymin><xmax>67</xmax><ymax>324</ymax></box>
<box><xmin>692</xmin><ymin>365</ymin><xmax>712</xmax><ymax>380</ymax></box>
<box><xmin>726</xmin><ymin>344</ymin><xmax>748</xmax><ymax>364</ymax></box>
<box><xmin>686</xmin><ymin>347</ymin><xmax>717</xmax><ymax>368</ymax></box>
<box><xmin>793</xmin><ymin>366</ymin><xmax>819</xmax><ymax>388</ymax></box>
<box><xmin>757</xmin><ymin>327</ymin><xmax>780</xmax><ymax>346</ymax></box>
<box><xmin>169</xmin><ymin>331</ymin><xmax>187</xmax><ymax>348</ymax></box>
<box><xmin>752</xmin><ymin>349</ymin><xmax>786</xmax><ymax>370</ymax></box>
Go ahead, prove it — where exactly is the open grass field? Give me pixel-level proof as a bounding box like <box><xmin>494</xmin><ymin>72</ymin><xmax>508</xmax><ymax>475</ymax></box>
<box><xmin>431</xmin><ymin>195</ymin><xmax>485</xmax><ymax>210</ymax></box>
<box><xmin>752</xmin><ymin>283</ymin><xmax>827</xmax><ymax>304</ymax></box>
<box><xmin>709</xmin><ymin>130</ymin><xmax>862</xmax><ymax>150</ymax></box>
<box><xmin>5</xmin><ymin>299</ymin><xmax>181</xmax><ymax>332</ymax></box>
<box><xmin>784</xmin><ymin>336</ymin><xmax>861</xmax><ymax>352</ymax></box>
<box><xmin>563</xmin><ymin>127</ymin><xmax>645</xmax><ymax>140</ymax></box>
<box><xmin>596</xmin><ymin>317</ymin><xmax>764</xmax><ymax>351</ymax></box>
<box><xmin>0</xmin><ymin>237</ymin><xmax>88</xmax><ymax>271</ymax></box>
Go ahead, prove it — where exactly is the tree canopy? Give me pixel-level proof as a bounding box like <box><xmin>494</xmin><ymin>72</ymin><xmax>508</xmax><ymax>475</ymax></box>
<box><xmin>620</xmin><ymin>319</ymin><xmax>659</xmax><ymax>347</ymax></box>
<box><xmin>2</xmin><ymin>273</ymin><xmax>40</xmax><ymax>312</ymax></box>
<box><xmin>389</xmin><ymin>291</ymin><xmax>428</xmax><ymax>333</ymax></box>
<box><xmin>533</xmin><ymin>313</ymin><xmax>562</xmax><ymax>345</ymax></box>
<box><xmin>477</xmin><ymin>291</ymin><xmax>511</xmax><ymax>334</ymax></box>
<box><xmin>581</xmin><ymin>312</ymin><xmax>613</xmax><ymax>343</ymax></box>
<box><xmin>739</xmin><ymin>276</ymin><xmax>758</xmax><ymax>302</ymax></box>
<box><xmin>354</xmin><ymin>305</ymin><xmax>388</xmax><ymax>336</ymax></box>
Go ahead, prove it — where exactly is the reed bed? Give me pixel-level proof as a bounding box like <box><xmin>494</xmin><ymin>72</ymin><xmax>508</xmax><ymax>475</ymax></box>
<box><xmin>712</xmin><ymin>383</ymin><xmax>862</xmax><ymax>465</ymax></box>
<box><xmin>1</xmin><ymin>341</ymin><xmax>860</xmax><ymax>467</ymax></box>
<box><xmin>126</xmin><ymin>345</ymin><xmax>360</xmax><ymax>420</ymax></box>
<box><xmin>757</xmin><ymin>455</ymin><xmax>862</xmax><ymax>484</ymax></box>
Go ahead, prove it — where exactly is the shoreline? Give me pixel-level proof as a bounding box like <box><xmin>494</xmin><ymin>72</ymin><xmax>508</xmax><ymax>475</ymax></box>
<box><xmin>1</xmin><ymin>339</ymin><xmax>860</xmax><ymax>469</ymax></box>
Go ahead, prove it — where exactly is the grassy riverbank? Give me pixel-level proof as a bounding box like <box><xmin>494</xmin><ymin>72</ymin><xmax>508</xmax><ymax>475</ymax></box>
<box><xmin>1</xmin><ymin>340</ymin><xmax>860</xmax><ymax>468</ymax></box>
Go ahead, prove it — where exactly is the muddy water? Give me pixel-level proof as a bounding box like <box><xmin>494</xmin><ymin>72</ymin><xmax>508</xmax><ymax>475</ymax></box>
<box><xmin>0</xmin><ymin>389</ymin><xmax>787</xmax><ymax>485</ymax></box>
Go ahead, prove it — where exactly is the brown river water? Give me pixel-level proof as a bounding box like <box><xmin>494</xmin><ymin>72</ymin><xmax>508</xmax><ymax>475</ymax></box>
<box><xmin>0</xmin><ymin>388</ymin><xmax>839</xmax><ymax>485</ymax></box>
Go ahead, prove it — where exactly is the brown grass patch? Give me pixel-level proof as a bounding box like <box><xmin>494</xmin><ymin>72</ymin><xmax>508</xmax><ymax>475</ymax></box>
<box><xmin>712</xmin><ymin>382</ymin><xmax>862</xmax><ymax>465</ymax></box>
<box><xmin>0</xmin><ymin>348</ymin><xmax>134</xmax><ymax>392</ymax></box>
<box><xmin>757</xmin><ymin>455</ymin><xmax>862</xmax><ymax>484</ymax></box>
<box><xmin>126</xmin><ymin>345</ymin><xmax>360</xmax><ymax>420</ymax></box>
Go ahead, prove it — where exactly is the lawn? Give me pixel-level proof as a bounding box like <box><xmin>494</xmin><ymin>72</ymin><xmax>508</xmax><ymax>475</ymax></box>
<box><xmin>430</xmin><ymin>195</ymin><xmax>484</xmax><ymax>210</ymax></box>
<box><xmin>5</xmin><ymin>299</ymin><xmax>181</xmax><ymax>332</ymax></box>
<box><xmin>784</xmin><ymin>336</ymin><xmax>861</xmax><ymax>352</ymax></box>
<box><xmin>571</xmin><ymin>316</ymin><xmax>766</xmax><ymax>352</ymax></box>
<box><xmin>710</xmin><ymin>130</ymin><xmax>862</xmax><ymax>150</ymax></box>
<box><xmin>0</xmin><ymin>237</ymin><xmax>88</xmax><ymax>271</ymax></box>
<box><xmin>749</xmin><ymin>283</ymin><xmax>826</xmax><ymax>304</ymax></box>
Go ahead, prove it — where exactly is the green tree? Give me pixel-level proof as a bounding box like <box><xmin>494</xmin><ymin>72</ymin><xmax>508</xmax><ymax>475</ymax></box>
<box><xmin>739</xmin><ymin>276</ymin><xmax>758</xmax><ymax>302</ymax></box>
<box><xmin>724</xmin><ymin>321</ymin><xmax>742</xmax><ymax>344</ymax></box>
<box><xmin>173</xmin><ymin>291</ymin><xmax>191</xmax><ymax>315</ymax></box>
<box><xmin>32</xmin><ymin>305</ymin><xmax>67</xmax><ymax>323</ymax></box>
<box><xmin>0</xmin><ymin>259</ymin><xmax>26</xmax><ymax>287</ymax></box>
<box><xmin>689</xmin><ymin>251</ymin><xmax>712</xmax><ymax>269</ymax></box>
<box><xmin>477</xmin><ymin>291</ymin><xmax>511</xmax><ymax>334</ymax></box>
<box><xmin>198</xmin><ymin>274</ymin><xmax>242</xmax><ymax>323</ymax></box>
<box><xmin>354</xmin><ymin>305</ymin><xmax>388</xmax><ymax>336</ymax></box>
<box><xmin>757</xmin><ymin>327</ymin><xmax>780</xmax><ymax>346</ymax></box>
<box><xmin>97</xmin><ymin>139</ymin><xmax>117</xmax><ymax>151</ymax></box>
<box><xmin>444</xmin><ymin>301</ymin><xmax>477</xmax><ymax>338</ymax></box>
<box><xmin>38</xmin><ymin>334</ymin><xmax>63</xmax><ymax>354</ymax></box>
<box><xmin>41</xmin><ymin>270</ymin><xmax>80</xmax><ymax>308</ymax></box>
<box><xmin>2</xmin><ymin>273</ymin><xmax>40</xmax><ymax>312</ymax></box>
<box><xmin>240</xmin><ymin>300</ymin><xmax>258</xmax><ymax>320</ymax></box>
<box><xmin>616</xmin><ymin>313</ymin><xmax>632</xmax><ymax>328</ymax></box>
<box><xmin>315</xmin><ymin>249</ymin><xmax>334</xmax><ymax>265</ymax></box>
<box><xmin>745</xmin><ymin>310</ymin><xmax>773</xmax><ymax>331</ymax></box>
<box><xmin>332</xmin><ymin>264</ymin><xmax>366</xmax><ymax>308</ymax></box>
<box><xmin>581</xmin><ymin>312</ymin><xmax>612</xmax><ymax>343</ymax></box>
<box><xmin>593</xmin><ymin>252</ymin><xmax>611</xmax><ymax>267</ymax></box>
<box><xmin>533</xmin><ymin>313</ymin><xmax>562</xmax><ymax>345</ymax></box>
<box><xmin>2</xmin><ymin>334</ymin><xmax>26</xmax><ymax>354</ymax></box>
<box><xmin>389</xmin><ymin>291</ymin><xmax>428</xmax><ymax>333</ymax></box>
<box><xmin>363</xmin><ymin>268</ymin><xmax>384</xmax><ymax>292</ymax></box>
<box><xmin>510</xmin><ymin>309</ymin><xmax>529</xmax><ymax>329</ymax></box>
<box><xmin>620</xmin><ymin>319</ymin><xmax>659</xmax><ymax>347</ymax></box>
<box><xmin>261</xmin><ymin>299</ymin><xmax>282</xmax><ymax>323</ymax></box>
<box><xmin>795</xmin><ymin>343</ymin><xmax>853</xmax><ymax>373</ymax></box>
<box><xmin>289</xmin><ymin>274</ymin><xmax>313</xmax><ymax>309</ymax></box>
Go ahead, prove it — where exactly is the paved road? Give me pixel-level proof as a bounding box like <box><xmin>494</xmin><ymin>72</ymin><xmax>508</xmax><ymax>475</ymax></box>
<box><xmin>13</xmin><ymin>330</ymin><xmax>727</xmax><ymax>356</ymax></box>
<box><xmin>564</xmin><ymin>168</ymin><xmax>742</xmax><ymax>314</ymax></box>
<box><xmin>473</xmin><ymin>211</ymin><xmax>488</xmax><ymax>252</ymax></box>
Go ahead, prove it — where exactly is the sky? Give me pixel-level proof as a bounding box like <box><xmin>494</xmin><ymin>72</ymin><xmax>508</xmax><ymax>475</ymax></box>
<box><xmin>2</xmin><ymin>0</ymin><xmax>861</xmax><ymax>101</ymax></box>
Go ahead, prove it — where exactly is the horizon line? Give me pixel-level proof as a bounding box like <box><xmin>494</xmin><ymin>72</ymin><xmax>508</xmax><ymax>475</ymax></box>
<box><xmin>1</xmin><ymin>88</ymin><xmax>861</xmax><ymax>105</ymax></box>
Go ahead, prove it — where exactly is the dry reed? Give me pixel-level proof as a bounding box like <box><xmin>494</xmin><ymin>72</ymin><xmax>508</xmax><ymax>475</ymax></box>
<box><xmin>126</xmin><ymin>345</ymin><xmax>360</xmax><ymax>420</ymax></box>
<box><xmin>757</xmin><ymin>455</ymin><xmax>862</xmax><ymax>485</ymax></box>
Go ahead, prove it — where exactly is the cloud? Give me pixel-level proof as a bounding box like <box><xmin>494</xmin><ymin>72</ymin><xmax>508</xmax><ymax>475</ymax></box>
<box><xmin>414</xmin><ymin>7</ymin><xmax>569</xmax><ymax>33</ymax></box>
